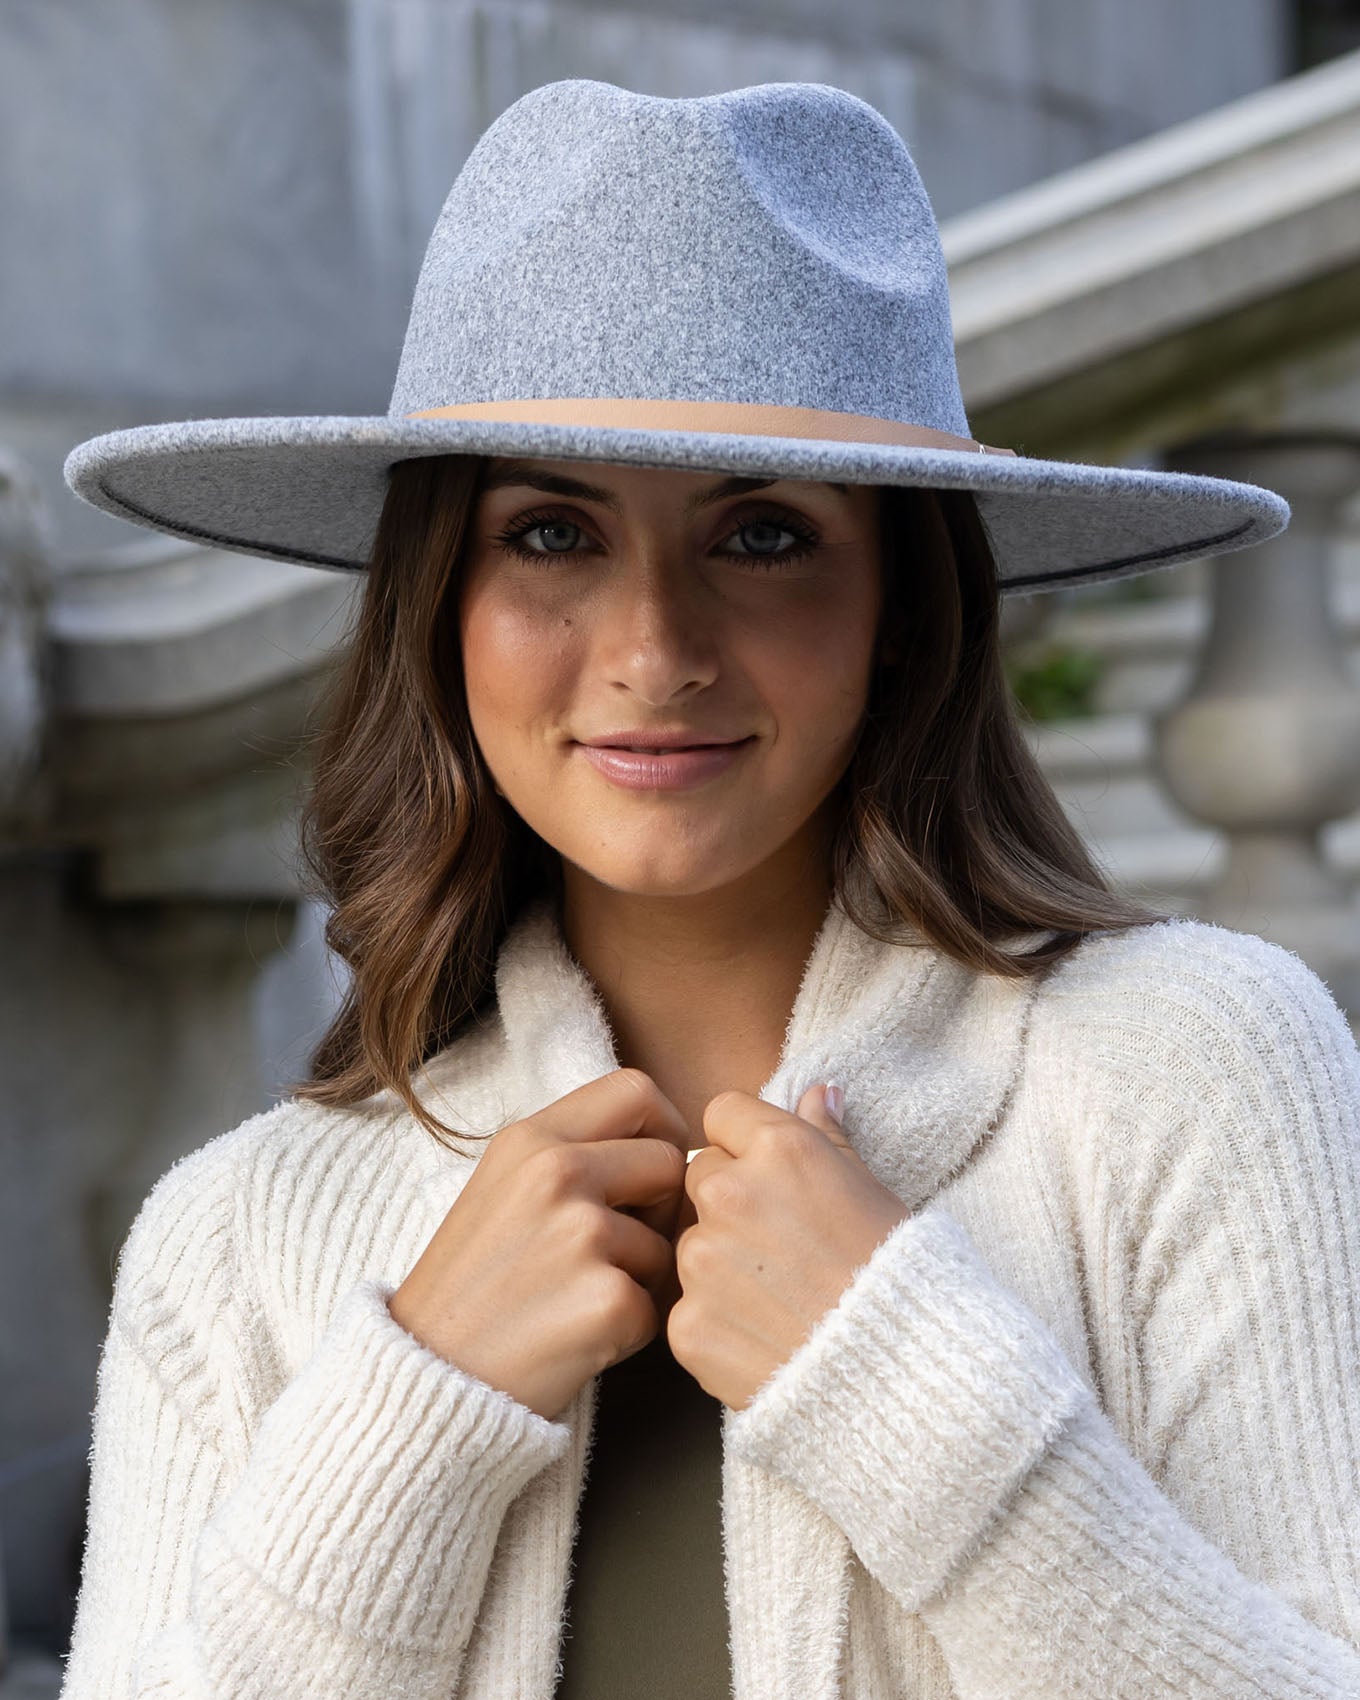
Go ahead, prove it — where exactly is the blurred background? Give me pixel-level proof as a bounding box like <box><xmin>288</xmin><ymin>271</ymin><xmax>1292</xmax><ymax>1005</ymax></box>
<box><xmin>3</xmin><ymin>0</ymin><xmax>1360</xmax><ymax>1689</ymax></box>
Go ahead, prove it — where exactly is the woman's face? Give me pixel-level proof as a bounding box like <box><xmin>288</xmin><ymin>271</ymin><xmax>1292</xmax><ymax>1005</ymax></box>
<box><xmin>457</xmin><ymin>456</ymin><xmax>885</xmax><ymax>899</ymax></box>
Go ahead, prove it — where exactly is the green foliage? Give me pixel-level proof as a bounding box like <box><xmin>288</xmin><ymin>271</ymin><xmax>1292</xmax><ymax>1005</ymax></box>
<box><xmin>1005</xmin><ymin>643</ymin><xmax>1104</xmax><ymax>722</ymax></box>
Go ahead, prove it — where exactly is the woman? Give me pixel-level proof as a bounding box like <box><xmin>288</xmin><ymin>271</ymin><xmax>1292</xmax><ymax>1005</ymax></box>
<box><xmin>59</xmin><ymin>78</ymin><xmax>1360</xmax><ymax>1699</ymax></box>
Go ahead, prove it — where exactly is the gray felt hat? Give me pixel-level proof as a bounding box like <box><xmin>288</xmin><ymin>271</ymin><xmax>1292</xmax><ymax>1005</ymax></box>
<box><xmin>64</xmin><ymin>77</ymin><xmax>1289</xmax><ymax>592</ymax></box>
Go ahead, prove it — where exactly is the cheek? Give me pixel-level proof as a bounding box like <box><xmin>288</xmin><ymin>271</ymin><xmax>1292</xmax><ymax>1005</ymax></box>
<box><xmin>767</xmin><ymin>591</ymin><xmax>880</xmax><ymax>719</ymax></box>
<box><xmin>762</xmin><ymin>596</ymin><xmax>882</xmax><ymax>782</ymax></box>
<box><xmin>459</xmin><ymin>587</ymin><xmax>574</xmax><ymax>733</ymax></box>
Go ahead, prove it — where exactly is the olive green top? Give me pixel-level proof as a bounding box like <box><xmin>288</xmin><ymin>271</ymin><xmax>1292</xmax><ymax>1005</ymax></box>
<box><xmin>554</xmin><ymin>1327</ymin><xmax>731</xmax><ymax>1697</ymax></box>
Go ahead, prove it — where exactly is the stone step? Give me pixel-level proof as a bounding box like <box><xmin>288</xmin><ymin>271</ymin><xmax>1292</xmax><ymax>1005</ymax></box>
<box><xmin>1019</xmin><ymin>534</ymin><xmax>1360</xmax><ymax>718</ymax></box>
<box><xmin>1022</xmin><ymin>710</ymin><xmax>1360</xmax><ymax>903</ymax></box>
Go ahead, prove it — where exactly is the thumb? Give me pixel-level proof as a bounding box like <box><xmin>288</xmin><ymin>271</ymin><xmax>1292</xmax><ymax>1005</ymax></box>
<box><xmin>796</xmin><ymin>1081</ymin><xmax>854</xmax><ymax>1150</ymax></box>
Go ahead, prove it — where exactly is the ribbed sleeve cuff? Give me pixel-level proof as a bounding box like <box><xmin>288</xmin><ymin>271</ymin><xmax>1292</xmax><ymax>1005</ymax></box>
<box><xmin>916</xmin><ymin>1396</ymin><xmax>1360</xmax><ymax>1696</ymax></box>
<box><xmin>201</xmin><ymin>1278</ymin><xmax>573</xmax><ymax>1647</ymax></box>
<box><xmin>726</xmin><ymin>1203</ymin><xmax>1090</xmax><ymax>1613</ymax></box>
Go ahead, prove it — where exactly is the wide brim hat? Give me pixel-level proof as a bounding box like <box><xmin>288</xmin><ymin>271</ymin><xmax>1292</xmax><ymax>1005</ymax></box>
<box><xmin>64</xmin><ymin>79</ymin><xmax>1289</xmax><ymax>593</ymax></box>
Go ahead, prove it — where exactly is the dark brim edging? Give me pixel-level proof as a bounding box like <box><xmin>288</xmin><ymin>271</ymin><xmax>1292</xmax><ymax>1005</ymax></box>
<box><xmin>63</xmin><ymin>413</ymin><xmax>1291</xmax><ymax>592</ymax></box>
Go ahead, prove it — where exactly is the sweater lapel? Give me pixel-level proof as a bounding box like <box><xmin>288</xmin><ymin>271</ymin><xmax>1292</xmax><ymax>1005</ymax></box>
<box><xmin>462</xmin><ymin>892</ymin><xmax>1046</xmax><ymax>1700</ymax></box>
<box><xmin>492</xmin><ymin>890</ymin><xmax>1046</xmax><ymax>1213</ymax></box>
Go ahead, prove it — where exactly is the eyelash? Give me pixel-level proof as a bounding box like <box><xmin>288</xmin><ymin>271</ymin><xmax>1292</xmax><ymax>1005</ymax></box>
<box><xmin>488</xmin><ymin>504</ymin><xmax>820</xmax><ymax>570</ymax></box>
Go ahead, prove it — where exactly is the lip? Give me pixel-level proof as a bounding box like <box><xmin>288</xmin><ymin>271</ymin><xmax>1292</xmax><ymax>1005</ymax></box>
<box><xmin>577</xmin><ymin>730</ymin><xmax>748</xmax><ymax>750</ymax></box>
<box><xmin>574</xmin><ymin>737</ymin><xmax>755</xmax><ymax>791</ymax></box>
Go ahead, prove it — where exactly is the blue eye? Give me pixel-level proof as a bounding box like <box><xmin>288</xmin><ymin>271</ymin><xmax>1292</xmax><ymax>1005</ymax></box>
<box><xmin>489</xmin><ymin>506</ymin><xmax>819</xmax><ymax>569</ymax></box>
<box><xmin>502</xmin><ymin>516</ymin><xmax>583</xmax><ymax>556</ymax></box>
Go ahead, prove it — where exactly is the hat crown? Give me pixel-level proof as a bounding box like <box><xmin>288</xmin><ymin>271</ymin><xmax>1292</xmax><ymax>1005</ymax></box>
<box><xmin>62</xmin><ymin>70</ymin><xmax>1287</xmax><ymax>586</ymax></box>
<box><xmin>388</xmin><ymin>79</ymin><xmax>970</xmax><ymax>436</ymax></box>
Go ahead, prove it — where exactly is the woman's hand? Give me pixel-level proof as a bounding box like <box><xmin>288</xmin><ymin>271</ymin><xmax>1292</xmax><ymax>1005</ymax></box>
<box><xmin>665</xmin><ymin>1084</ymin><xmax>911</xmax><ymax>1412</ymax></box>
<box><xmin>388</xmin><ymin>1069</ymin><xmax>688</xmax><ymax>1423</ymax></box>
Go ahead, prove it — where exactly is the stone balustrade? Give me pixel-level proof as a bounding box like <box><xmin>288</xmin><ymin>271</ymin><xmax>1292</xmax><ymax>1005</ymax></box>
<box><xmin>1153</xmin><ymin>435</ymin><xmax>1360</xmax><ymax>1013</ymax></box>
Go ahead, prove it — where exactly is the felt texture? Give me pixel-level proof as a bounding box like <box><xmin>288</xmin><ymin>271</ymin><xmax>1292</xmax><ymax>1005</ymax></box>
<box><xmin>62</xmin><ymin>79</ymin><xmax>1290</xmax><ymax>588</ymax></box>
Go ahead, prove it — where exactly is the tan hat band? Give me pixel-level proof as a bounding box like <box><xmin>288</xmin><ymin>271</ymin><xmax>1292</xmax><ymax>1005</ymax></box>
<box><xmin>405</xmin><ymin>396</ymin><xmax>1017</xmax><ymax>456</ymax></box>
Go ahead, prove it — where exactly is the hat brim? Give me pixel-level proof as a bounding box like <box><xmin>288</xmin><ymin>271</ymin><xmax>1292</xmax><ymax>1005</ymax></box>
<box><xmin>63</xmin><ymin>413</ymin><xmax>1289</xmax><ymax>592</ymax></box>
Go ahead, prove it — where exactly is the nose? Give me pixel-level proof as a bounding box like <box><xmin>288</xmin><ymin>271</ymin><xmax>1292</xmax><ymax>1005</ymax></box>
<box><xmin>597</xmin><ymin>549</ymin><xmax>721</xmax><ymax>704</ymax></box>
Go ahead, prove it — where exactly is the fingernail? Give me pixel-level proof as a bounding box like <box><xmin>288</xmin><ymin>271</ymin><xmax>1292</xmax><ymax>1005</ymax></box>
<box><xmin>824</xmin><ymin>1081</ymin><xmax>845</xmax><ymax>1124</ymax></box>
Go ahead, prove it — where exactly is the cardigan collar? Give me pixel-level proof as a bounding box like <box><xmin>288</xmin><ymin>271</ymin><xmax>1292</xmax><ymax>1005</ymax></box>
<box><xmin>424</xmin><ymin>888</ymin><xmax>1051</xmax><ymax>1700</ymax></box>
<box><xmin>486</xmin><ymin>888</ymin><xmax>1048</xmax><ymax>1214</ymax></box>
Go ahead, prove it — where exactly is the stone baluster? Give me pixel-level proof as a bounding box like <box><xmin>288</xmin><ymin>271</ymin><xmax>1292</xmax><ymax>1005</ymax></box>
<box><xmin>1153</xmin><ymin>434</ymin><xmax>1360</xmax><ymax>1018</ymax></box>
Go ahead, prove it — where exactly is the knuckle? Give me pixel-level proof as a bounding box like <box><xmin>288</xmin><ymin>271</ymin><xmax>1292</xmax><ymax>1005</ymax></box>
<box><xmin>488</xmin><ymin>1117</ymin><xmax>531</xmax><ymax>1165</ymax></box>
<box><xmin>702</xmin><ymin>1088</ymin><xmax>743</xmax><ymax>1122</ymax></box>
<box><xmin>666</xmin><ymin>1298</ymin><xmax>704</xmax><ymax>1360</ymax></box>
<box><xmin>673</xmin><ymin>1225</ymin><xmax>708</xmax><ymax>1281</ymax></box>
<box><xmin>563</xmin><ymin>1198</ymin><xmax>611</xmax><ymax>1256</ymax></box>
<box><xmin>755</xmin><ymin>1116</ymin><xmax>815</xmax><ymax>1162</ymax></box>
<box><xmin>691</xmin><ymin>1166</ymin><xmax>745</xmax><ymax>1217</ymax></box>
<box><xmin>613</xmin><ymin>1066</ymin><xmax>658</xmax><ymax>1103</ymax></box>
<box><xmin>596</xmin><ymin>1266</ymin><xmax>644</xmax><ymax>1334</ymax></box>
<box><xmin>530</xmin><ymin>1141</ymin><xmax>586</xmax><ymax>1198</ymax></box>
<box><xmin>749</xmin><ymin>1113</ymin><xmax>788</xmax><ymax>1150</ymax></box>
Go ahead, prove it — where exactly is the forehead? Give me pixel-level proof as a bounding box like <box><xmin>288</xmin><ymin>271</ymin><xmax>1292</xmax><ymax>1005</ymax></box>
<box><xmin>473</xmin><ymin>456</ymin><xmax>860</xmax><ymax>517</ymax></box>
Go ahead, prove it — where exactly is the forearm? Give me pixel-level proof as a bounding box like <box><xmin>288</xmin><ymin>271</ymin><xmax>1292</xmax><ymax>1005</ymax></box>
<box><xmin>919</xmin><ymin>1393</ymin><xmax>1360</xmax><ymax>1699</ymax></box>
<box><xmin>728</xmin><ymin>1205</ymin><xmax>1360</xmax><ymax>1699</ymax></box>
<box><xmin>61</xmin><ymin>1280</ymin><xmax>572</xmax><ymax>1700</ymax></box>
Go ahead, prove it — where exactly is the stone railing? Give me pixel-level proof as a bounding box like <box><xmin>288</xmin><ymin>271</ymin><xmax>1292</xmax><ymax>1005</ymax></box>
<box><xmin>947</xmin><ymin>45</ymin><xmax>1360</xmax><ymax>1020</ymax></box>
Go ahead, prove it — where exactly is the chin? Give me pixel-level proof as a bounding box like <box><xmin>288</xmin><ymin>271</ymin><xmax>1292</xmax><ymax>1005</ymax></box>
<box><xmin>582</xmin><ymin>865</ymin><xmax>738</xmax><ymax>899</ymax></box>
<box><xmin>563</xmin><ymin>844</ymin><xmax>755</xmax><ymax>899</ymax></box>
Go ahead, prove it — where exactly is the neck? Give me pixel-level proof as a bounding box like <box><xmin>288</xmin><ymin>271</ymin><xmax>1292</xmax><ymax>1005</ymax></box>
<box><xmin>556</xmin><ymin>822</ymin><xmax>836</xmax><ymax>1113</ymax></box>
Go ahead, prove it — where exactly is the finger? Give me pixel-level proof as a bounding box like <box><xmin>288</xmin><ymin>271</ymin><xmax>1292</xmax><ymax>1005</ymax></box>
<box><xmin>682</xmin><ymin>1142</ymin><xmax>732</xmax><ymax>1198</ymax></box>
<box><xmin>699</xmin><ymin>1088</ymin><xmax>781</xmax><ymax>1158</ymax></box>
<box><xmin>568</xmin><ymin>1137</ymin><xmax>687</xmax><ymax>1210</ymax></box>
<box><xmin>701</xmin><ymin>1086</ymin><xmax>854</xmax><ymax>1158</ymax></box>
<box><xmin>795</xmin><ymin>1082</ymin><xmax>855</xmax><ymax>1151</ymax></box>
<box><xmin>628</xmin><ymin>1189</ymin><xmax>687</xmax><ymax>1243</ymax></box>
<box><xmin>598</xmin><ymin>1204</ymin><xmax>676</xmax><ymax>1293</ymax></box>
<box><xmin>525</xmin><ymin>1067</ymin><xmax>690</xmax><ymax>1147</ymax></box>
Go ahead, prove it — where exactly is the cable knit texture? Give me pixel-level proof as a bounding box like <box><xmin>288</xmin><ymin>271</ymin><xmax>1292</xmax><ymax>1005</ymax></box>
<box><xmin>58</xmin><ymin>893</ymin><xmax>1360</xmax><ymax>1699</ymax></box>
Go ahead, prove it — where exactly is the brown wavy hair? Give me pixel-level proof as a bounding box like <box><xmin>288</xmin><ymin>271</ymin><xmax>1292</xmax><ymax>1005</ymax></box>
<box><xmin>290</xmin><ymin>452</ymin><xmax>1171</xmax><ymax>1144</ymax></box>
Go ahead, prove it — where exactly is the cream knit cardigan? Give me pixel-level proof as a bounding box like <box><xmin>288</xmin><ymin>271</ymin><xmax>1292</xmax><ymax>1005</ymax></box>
<box><xmin>59</xmin><ymin>895</ymin><xmax>1360</xmax><ymax>1700</ymax></box>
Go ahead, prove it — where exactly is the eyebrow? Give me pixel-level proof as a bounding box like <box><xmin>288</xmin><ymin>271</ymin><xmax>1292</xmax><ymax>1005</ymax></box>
<box><xmin>475</xmin><ymin>459</ymin><xmax>851</xmax><ymax>515</ymax></box>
